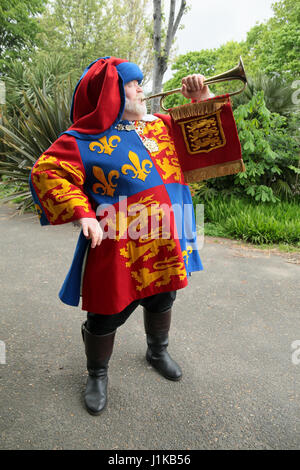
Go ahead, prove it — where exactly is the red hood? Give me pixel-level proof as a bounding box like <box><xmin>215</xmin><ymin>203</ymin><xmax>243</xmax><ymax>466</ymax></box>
<box><xmin>68</xmin><ymin>57</ymin><xmax>128</xmax><ymax>136</ymax></box>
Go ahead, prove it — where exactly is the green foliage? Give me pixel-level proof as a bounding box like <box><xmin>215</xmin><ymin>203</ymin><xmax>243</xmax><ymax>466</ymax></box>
<box><xmin>232</xmin><ymin>72</ymin><xmax>300</xmax><ymax>117</ymax></box>
<box><xmin>232</xmin><ymin>92</ymin><xmax>299</xmax><ymax>201</ymax></box>
<box><xmin>0</xmin><ymin>0</ymin><xmax>46</xmax><ymax>72</ymax></box>
<box><xmin>3</xmin><ymin>55</ymin><xmax>75</xmax><ymax>114</ymax></box>
<box><xmin>192</xmin><ymin>91</ymin><xmax>299</xmax><ymax>204</ymax></box>
<box><xmin>162</xmin><ymin>45</ymin><xmax>248</xmax><ymax>109</ymax></box>
<box><xmin>197</xmin><ymin>195</ymin><xmax>300</xmax><ymax>246</ymax></box>
<box><xmin>162</xmin><ymin>50</ymin><xmax>217</xmax><ymax>108</ymax></box>
<box><xmin>245</xmin><ymin>0</ymin><xmax>300</xmax><ymax>80</ymax></box>
<box><xmin>0</xmin><ymin>77</ymin><xmax>73</xmax><ymax>212</ymax></box>
<box><xmin>37</xmin><ymin>0</ymin><xmax>153</xmax><ymax>83</ymax></box>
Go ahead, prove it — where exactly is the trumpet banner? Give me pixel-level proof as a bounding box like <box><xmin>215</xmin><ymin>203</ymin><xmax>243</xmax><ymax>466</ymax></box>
<box><xmin>168</xmin><ymin>94</ymin><xmax>245</xmax><ymax>182</ymax></box>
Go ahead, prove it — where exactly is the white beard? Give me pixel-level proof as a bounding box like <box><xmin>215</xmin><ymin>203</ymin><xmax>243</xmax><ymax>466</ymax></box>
<box><xmin>124</xmin><ymin>97</ymin><xmax>147</xmax><ymax>118</ymax></box>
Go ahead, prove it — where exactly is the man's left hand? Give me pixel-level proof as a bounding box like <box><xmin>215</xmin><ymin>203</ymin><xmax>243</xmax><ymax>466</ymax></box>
<box><xmin>181</xmin><ymin>74</ymin><xmax>210</xmax><ymax>101</ymax></box>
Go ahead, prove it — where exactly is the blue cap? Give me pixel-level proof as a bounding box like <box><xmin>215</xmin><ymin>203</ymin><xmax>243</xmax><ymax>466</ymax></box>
<box><xmin>116</xmin><ymin>62</ymin><xmax>143</xmax><ymax>85</ymax></box>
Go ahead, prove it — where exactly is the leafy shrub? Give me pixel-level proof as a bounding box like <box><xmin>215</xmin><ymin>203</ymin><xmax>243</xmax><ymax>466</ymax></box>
<box><xmin>198</xmin><ymin>195</ymin><xmax>300</xmax><ymax>246</ymax></box>
<box><xmin>0</xmin><ymin>78</ymin><xmax>73</xmax><ymax>212</ymax></box>
<box><xmin>233</xmin><ymin>92</ymin><xmax>299</xmax><ymax>201</ymax></box>
<box><xmin>194</xmin><ymin>92</ymin><xmax>299</xmax><ymax>203</ymax></box>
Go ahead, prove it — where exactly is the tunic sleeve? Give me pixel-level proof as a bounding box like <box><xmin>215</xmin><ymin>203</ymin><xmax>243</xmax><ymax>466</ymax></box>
<box><xmin>30</xmin><ymin>134</ymin><xmax>96</xmax><ymax>225</ymax></box>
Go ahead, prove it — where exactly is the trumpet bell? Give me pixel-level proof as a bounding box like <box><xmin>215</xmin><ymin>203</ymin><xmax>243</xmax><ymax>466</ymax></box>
<box><xmin>144</xmin><ymin>56</ymin><xmax>248</xmax><ymax>111</ymax></box>
<box><xmin>204</xmin><ymin>56</ymin><xmax>248</xmax><ymax>92</ymax></box>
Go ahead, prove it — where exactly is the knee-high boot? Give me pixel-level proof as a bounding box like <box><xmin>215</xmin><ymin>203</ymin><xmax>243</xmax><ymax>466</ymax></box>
<box><xmin>143</xmin><ymin>308</ymin><xmax>182</xmax><ymax>381</ymax></box>
<box><xmin>81</xmin><ymin>322</ymin><xmax>116</xmax><ymax>415</ymax></box>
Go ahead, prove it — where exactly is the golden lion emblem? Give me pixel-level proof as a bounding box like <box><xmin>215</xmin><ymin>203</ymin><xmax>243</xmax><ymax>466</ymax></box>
<box><xmin>131</xmin><ymin>256</ymin><xmax>186</xmax><ymax>291</ymax></box>
<box><xmin>120</xmin><ymin>237</ymin><xmax>176</xmax><ymax>267</ymax></box>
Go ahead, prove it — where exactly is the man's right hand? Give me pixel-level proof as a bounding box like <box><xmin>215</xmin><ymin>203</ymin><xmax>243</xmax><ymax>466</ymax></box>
<box><xmin>79</xmin><ymin>217</ymin><xmax>103</xmax><ymax>248</ymax></box>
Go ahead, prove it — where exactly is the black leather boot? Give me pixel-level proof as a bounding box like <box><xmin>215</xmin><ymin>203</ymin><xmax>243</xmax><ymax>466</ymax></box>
<box><xmin>143</xmin><ymin>308</ymin><xmax>182</xmax><ymax>381</ymax></box>
<box><xmin>81</xmin><ymin>323</ymin><xmax>116</xmax><ymax>415</ymax></box>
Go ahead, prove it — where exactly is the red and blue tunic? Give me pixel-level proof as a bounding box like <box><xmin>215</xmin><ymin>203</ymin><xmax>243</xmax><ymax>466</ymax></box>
<box><xmin>30</xmin><ymin>114</ymin><xmax>203</xmax><ymax>314</ymax></box>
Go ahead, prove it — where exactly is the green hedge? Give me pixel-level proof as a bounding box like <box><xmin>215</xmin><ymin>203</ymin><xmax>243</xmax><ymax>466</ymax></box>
<box><xmin>193</xmin><ymin>195</ymin><xmax>300</xmax><ymax>246</ymax></box>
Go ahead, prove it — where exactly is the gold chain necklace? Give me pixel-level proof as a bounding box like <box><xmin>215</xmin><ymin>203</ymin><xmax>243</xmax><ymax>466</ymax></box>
<box><xmin>134</xmin><ymin>121</ymin><xmax>159</xmax><ymax>153</ymax></box>
<box><xmin>115</xmin><ymin>120</ymin><xmax>159</xmax><ymax>153</ymax></box>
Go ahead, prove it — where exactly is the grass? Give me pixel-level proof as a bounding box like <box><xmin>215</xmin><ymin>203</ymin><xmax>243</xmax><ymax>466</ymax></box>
<box><xmin>193</xmin><ymin>195</ymin><xmax>300</xmax><ymax>249</ymax></box>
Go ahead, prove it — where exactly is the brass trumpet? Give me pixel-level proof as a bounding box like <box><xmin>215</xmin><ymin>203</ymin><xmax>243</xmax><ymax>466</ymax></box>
<box><xmin>143</xmin><ymin>56</ymin><xmax>248</xmax><ymax>111</ymax></box>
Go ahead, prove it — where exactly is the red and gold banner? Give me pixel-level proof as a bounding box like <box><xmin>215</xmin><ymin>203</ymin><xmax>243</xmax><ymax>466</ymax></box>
<box><xmin>168</xmin><ymin>94</ymin><xmax>245</xmax><ymax>182</ymax></box>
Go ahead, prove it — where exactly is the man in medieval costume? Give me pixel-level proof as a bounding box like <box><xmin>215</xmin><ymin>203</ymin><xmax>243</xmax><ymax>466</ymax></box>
<box><xmin>30</xmin><ymin>57</ymin><xmax>210</xmax><ymax>415</ymax></box>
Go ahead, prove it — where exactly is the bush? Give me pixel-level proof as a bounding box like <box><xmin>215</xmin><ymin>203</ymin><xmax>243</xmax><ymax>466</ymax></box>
<box><xmin>233</xmin><ymin>92</ymin><xmax>299</xmax><ymax>201</ymax></box>
<box><xmin>192</xmin><ymin>91</ymin><xmax>300</xmax><ymax>203</ymax></box>
<box><xmin>0</xmin><ymin>77</ymin><xmax>73</xmax><ymax>212</ymax></box>
<box><xmin>193</xmin><ymin>195</ymin><xmax>300</xmax><ymax>246</ymax></box>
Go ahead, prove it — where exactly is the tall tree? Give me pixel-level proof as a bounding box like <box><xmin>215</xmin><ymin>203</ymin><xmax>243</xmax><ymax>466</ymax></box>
<box><xmin>0</xmin><ymin>0</ymin><xmax>46</xmax><ymax>73</ymax></box>
<box><xmin>245</xmin><ymin>0</ymin><xmax>300</xmax><ymax>80</ymax></box>
<box><xmin>108</xmin><ymin>0</ymin><xmax>153</xmax><ymax>84</ymax></box>
<box><xmin>37</xmin><ymin>0</ymin><xmax>113</xmax><ymax>72</ymax></box>
<box><xmin>151</xmin><ymin>0</ymin><xmax>187</xmax><ymax>113</ymax></box>
<box><xmin>37</xmin><ymin>0</ymin><xmax>153</xmax><ymax>81</ymax></box>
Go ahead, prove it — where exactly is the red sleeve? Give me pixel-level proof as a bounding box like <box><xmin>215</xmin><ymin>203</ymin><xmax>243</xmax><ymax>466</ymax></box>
<box><xmin>154</xmin><ymin>113</ymin><xmax>172</xmax><ymax>128</ymax></box>
<box><xmin>30</xmin><ymin>134</ymin><xmax>96</xmax><ymax>225</ymax></box>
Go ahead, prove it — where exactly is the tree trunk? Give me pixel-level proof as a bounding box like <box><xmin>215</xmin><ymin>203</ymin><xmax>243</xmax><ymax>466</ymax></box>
<box><xmin>151</xmin><ymin>0</ymin><xmax>187</xmax><ymax>114</ymax></box>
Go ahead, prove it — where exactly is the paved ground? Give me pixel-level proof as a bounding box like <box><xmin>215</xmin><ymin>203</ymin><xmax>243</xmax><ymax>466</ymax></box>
<box><xmin>0</xmin><ymin>205</ymin><xmax>299</xmax><ymax>450</ymax></box>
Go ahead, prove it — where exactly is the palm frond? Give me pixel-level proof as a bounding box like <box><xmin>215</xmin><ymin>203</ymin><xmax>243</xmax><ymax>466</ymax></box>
<box><xmin>0</xmin><ymin>76</ymin><xmax>73</xmax><ymax>211</ymax></box>
<box><xmin>233</xmin><ymin>72</ymin><xmax>300</xmax><ymax>116</ymax></box>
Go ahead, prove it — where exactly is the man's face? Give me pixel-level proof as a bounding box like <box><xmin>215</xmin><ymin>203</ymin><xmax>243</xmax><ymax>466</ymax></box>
<box><xmin>122</xmin><ymin>80</ymin><xmax>147</xmax><ymax>120</ymax></box>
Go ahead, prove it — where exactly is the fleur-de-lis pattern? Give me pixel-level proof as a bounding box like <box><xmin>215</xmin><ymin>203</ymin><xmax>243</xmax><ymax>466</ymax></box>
<box><xmin>89</xmin><ymin>135</ymin><xmax>121</xmax><ymax>155</ymax></box>
<box><xmin>121</xmin><ymin>151</ymin><xmax>153</xmax><ymax>181</ymax></box>
<box><xmin>92</xmin><ymin>166</ymin><xmax>120</xmax><ymax>197</ymax></box>
<box><xmin>182</xmin><ymin>246</ymin><xmax>193</xmax><ymax>266</ymax></box>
